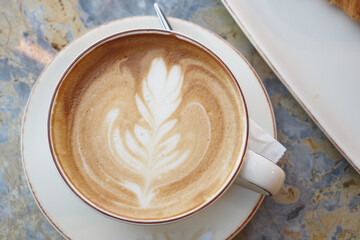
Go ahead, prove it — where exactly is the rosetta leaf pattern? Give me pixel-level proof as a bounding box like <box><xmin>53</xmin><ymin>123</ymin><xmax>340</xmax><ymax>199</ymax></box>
<box><xmin>107</xmin><ymin>58</ymin><xmax>189</xmax><ymax>207</ymax></box>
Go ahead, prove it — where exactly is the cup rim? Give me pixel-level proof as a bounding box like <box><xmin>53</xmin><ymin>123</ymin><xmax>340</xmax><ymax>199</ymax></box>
<box><xmin>47</xmin><ymin>28</ymin><xmax>249</xmax><ymax>225</ymax></box>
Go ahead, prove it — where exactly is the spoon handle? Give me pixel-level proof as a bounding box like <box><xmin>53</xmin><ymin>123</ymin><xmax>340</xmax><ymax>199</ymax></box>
<box><xmin>154</xmin><ymin>3</ymin><xmax>172</xmax><ymax>31</ymax></box>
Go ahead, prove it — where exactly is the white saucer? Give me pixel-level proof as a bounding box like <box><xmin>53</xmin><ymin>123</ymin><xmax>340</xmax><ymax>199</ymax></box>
<box><xmin>22</xmin><ymin>16</ymin><xmax>276</xmax><ymax>240</ymax></box>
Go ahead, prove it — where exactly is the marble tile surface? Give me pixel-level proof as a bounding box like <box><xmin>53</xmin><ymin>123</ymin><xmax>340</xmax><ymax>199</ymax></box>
<box><xmin>0</xmin><ymin>0</ymin><xmax>359</xmax><ymax>239</ymax></box>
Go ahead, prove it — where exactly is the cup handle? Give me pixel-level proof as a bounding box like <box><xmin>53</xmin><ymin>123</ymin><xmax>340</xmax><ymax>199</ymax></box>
<box><xmin>234</xmin><ymin>150</ymin><xmax>285</xmax><ymax>195</ymax></box>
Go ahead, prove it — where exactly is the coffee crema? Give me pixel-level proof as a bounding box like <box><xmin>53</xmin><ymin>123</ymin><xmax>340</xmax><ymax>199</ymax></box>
<box><xmin>50</xmin><ymin>32</ymin><xmax>246</xmax><ymax>221</ymax></box>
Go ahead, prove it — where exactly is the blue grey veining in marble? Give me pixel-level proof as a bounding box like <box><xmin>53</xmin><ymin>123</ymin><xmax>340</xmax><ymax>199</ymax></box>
<box><xmin>0</xmin><ymin>0</ymin><xmax>359</xmax><ymax>239</ymax></box>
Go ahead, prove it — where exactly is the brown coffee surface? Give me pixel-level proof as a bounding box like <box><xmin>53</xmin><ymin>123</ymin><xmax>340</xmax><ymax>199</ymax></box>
<box><xmin>51</xmin><ymin>32</ymin><xmax>246</xmax><ymax>221</ymax></box>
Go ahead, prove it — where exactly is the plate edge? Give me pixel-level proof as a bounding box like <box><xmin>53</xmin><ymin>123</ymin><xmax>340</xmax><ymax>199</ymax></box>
<box><xmin>221</xmin><ymin>0</ymin><xmax>360</xmax><ymax>173</ymax></box>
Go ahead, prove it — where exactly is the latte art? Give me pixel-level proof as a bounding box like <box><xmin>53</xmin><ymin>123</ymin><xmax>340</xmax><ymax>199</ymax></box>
<box><xmin>51</xmin><ymin>33</ymin><xmax>246</xmax><ymax>220</ymax></box>
<box><xmin>105</xmin><ymin>58</ymin><xmax>201</xmax><ymax>207</ymax></box>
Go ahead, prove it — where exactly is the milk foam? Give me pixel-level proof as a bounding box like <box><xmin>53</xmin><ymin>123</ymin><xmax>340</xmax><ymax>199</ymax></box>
<box><xmin>51</xmin><ymin>33</ymin><xmax>246</xmax><ymax>220</ymax></box>
<box><xmin>106</xmin><ymin>58</ymin><xmax>197</xmax><ymax>207</ymax></box>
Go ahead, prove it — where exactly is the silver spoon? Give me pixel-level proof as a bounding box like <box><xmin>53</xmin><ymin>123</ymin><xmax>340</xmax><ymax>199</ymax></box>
<box><xmin>154</xmin><ymin>3</ymin><xmax>172</xmax><ymax>31</ymax></box>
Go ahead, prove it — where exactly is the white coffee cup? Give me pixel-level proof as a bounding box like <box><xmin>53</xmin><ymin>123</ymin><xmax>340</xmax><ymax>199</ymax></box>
<box><xmin>48</xmin><ymin>29</ymin><xmax>285</xmax><ymax>225</ymax></box>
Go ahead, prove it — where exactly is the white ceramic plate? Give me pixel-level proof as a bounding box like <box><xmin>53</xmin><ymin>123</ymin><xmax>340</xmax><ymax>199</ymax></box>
<box><xmin>22</xmin><ymin>16</ymin><xmax>276</xmax><ymax>239</ymax></box>
<box><xmin>222</xmin><ymin>0</ymin><xmax>360</xmax><ymax>172</ymax></box>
